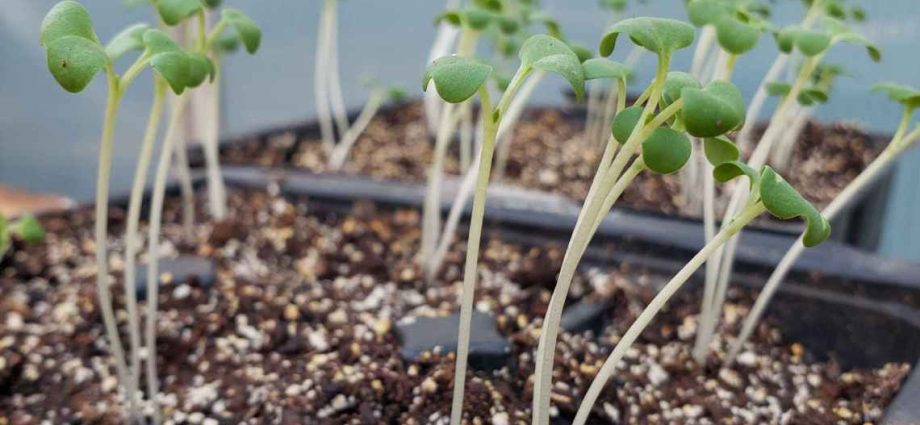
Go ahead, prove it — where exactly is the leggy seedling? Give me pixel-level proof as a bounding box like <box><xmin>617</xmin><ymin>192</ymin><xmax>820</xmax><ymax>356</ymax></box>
<box><xmin>424</xmin><ymin>33</ymin><xmax>586</xmax><ymax>425</ymax></box>
<box><xmin>40</xmin><ymin>2</ymin><xmax>209</xmax><ymax>421</ymax></box>
<box><xmin>328</xmin><ymin>82</ymin><xmax>406</xmax><ymax>170</ymax></box>
<box><xmin>695</xmin><ymin>15</ymin><xmax>879</xmax><ymax>360</ymax></box>
<box><xmin>572</xmin><ymin>159</ymin><xmax>831</xmax><ymax>425</ymax></box>
<box><xmin>726</xmin><ymin>82</ymin><xmax>920</xmax><ymax>365</ymax></box>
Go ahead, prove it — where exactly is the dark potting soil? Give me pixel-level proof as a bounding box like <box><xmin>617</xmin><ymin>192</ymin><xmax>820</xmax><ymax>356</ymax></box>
<box><xmin>220</xmin><ymin>101</ymin><xmax>881</xmax><ymax>217</ymax></box>
<box><xmin>0</xmin><ymin>187</ymin><xmax>909</xmax><ymax>424</ymax></box>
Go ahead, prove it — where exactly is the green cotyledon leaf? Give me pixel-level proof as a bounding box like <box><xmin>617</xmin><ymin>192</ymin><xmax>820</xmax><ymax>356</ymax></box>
<box><xmin>760</xmin><ymin>166</ymin><xmax>831</xmax><ymax>247</ymax></box>
<box><xmin>423</xmin><ymin>55</ymin><xmax>492</xmax><ymax>103</ymax></box>
<box><xmin>681</xmin><ymin>80</ymin><xmax>745</xmax><ymax>137</ymax></box>
<box><xmin>599</xmin><ymin>17</ymin><xmax>695</xmax><ymax>57</ymax></box>
<box><xmin>642</xmin><ymin>127</ymin><xmax>692</xmax><ymax>174</ymax></box>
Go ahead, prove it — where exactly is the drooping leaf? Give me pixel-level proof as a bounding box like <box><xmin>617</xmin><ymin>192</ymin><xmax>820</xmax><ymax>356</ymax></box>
<box><xmin>611</xmin><ymin>106</ymin><xmax>644</xmax><ymax>144</ymax></box>
<box><xmin>681</xmin><ymin>80</ymin><xmax>745</xmax><ymax>137</ymax></box>
<box><xmin>599</xmin><ymin>17</ymin><xmax>695</xmax><ymax>56</ymax></box>
<box><xmin>46</xmin><ymin>35</ymin><xmax>108</xmax><ymax>93</ymax></box>
<box><xmin>823</xmin><ymin>17</ymin><xmax>881</xmax><ymax>62</ymax></box>
<box><xmin>766</xmin><ymin>81</ymin><xmax>792</xmax><ymax>97</ymax></box>
<box><xmin>185</xmin><ymin>52</ymin><xmax>215</xmax><ymax>87</ymax></box>
<box><xmin>582</xmin><ymin>58</ymin><xmax>631</xmax><ymax>81</ymax></box>
<box><xmin>150</xmin><ymin>51</ymin><xmax>190</xmax><ymax>94</ymax></box>
<box><xmin>215</xmin><ymin>31</ymin><xmax>240</xmax><ymax>53</ymax></box>
<box><xmin>872</xmin><ymin>82</ymin><xmax>920</xmax><ymax>109</ymax></box>
<box><xmin>713</xmin><ymin>160</ymin><xmax>759</xmax><ymax>188</ymax></box>
<box><xmin>686</xmin><ymin>0</ymin><xmax>733</xmax><ymax>27</ymax></box>
<box><xmin>519</xmin><ymin>35</ymin><xmax>584</xmax><ymax>100</ymax></box>
<box><xmin>662</xmin><ymin>71</ymin><xmax>700</xmax><ymax>107</ymax></box>
<box><xmin>105</xmin><ymin>23</ymin><xmax>150</xmax><ymax>61</ymax></box>
<box><xmin>703</xmin><ymin>137</ymin><xmax>739</xmax><ymax>166</ymax></box>
<box><xmin>40</xmin><ymin>1</ymin><xmax>99</xmax><ymax>46</ymax></box>
<box><xmin>423</xmin><ymin>55</ymin><xmax>492</xmax><ymax>103</ymax></box>
<box><xmin>794</xmin><ymin>30</ymin><xmax>831</xmax><ymax>57</ymax></box>
<box><xmin>760</xmin><ymin>167</ymin><xmax>831</xmax><ymax>247</ymax></box>
<box><xmin>797</xmin><ymin>88</ymin><xmax>828</xmax><ymax>105</ymax></box>
<box><xmin>642</xmin><ymin>127</ymin><xmax>692</xmax><ymax>174</ymax></box>
<box><xmin>222</xmin><ymin>9</ymin><xmax>261</xmax><ymax>54</ymax></box>
<box><xmin>774</xmin><ymin>25</ymin><xmax>798</xmax><ymax>53</ymax></box>
<box><xmin>156</xmin><ymin>0</ymin><xmax>202</xmax><ymax>26</ymax></box>
<box><xmin>714</xmin><ymin>15</ymin><xmax>760</xmax><ymax>55</ymax></box>
<box><xmin>10</xmin><ymin>215</ymin><xmax>45</xmax><ymax>244</ymax></box>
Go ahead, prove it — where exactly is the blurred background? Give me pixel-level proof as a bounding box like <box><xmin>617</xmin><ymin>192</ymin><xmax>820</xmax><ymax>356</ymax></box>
<box><xmin>1</xmin><ymin>0</ymin><xmax>918</xmax><ymax>260</ymax></box>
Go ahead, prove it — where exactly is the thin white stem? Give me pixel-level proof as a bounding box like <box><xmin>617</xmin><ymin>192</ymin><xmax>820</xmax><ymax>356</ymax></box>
<box><xmin>770</xmin><ymin>105</ymin><xmax>812</xmax><ymax>171</ymax></box>
<box><xmin>123</xmin><ymin>79</ymin><xmax>166</xmax><ymax>420</ymax></box>
<box><xmin>172</xmin><ymin>116</ymin><xmax>195</xmax><ymax>235</ymax></box>
<box><xmin>314</xmin><ymin>0</ymin><xmax>335</xmax><ymax>152</ymax></box>
<box><xmin>203</xmin><ymin>58</ymin><xmax>227</xmax><ymax>219</ymax></box>
<box><xmin>424</xmin><ymin>22</ymin><xmax>461</xmax><ymax>133</ymax></box>
<box><xmin>588</xmin><ymin>157</ymin><xmax>646</xmax><ymax>234</ymax></box>
<box><xmin>726</xmin><ymin>120</ymin><xmax>920</xmax><ymax>365</ymax></box>
<box><xmin>532</xmin><ymin>55</ymin><xmax>671</xmax><ymax>425</ymax></box>
<box><xmin>96</xmin><ymin>71</ymin><xmax>132</xmax><ymax>421</ymax></box>
<box><xmin>493</xmin><ymin>71</ymin><xmax>544</xmax><ymax>181</ymax></box>
<box><xmin>421</xmin><ymin>103</ymin><xmax>460</xmax><ymax>274</ymax></box>
<box><xmin>573</xmin><ymin>203</ymin><xmax>767</xmax><ymax>425</ymax></box>
<box><xmin>459</xmin><ymin>103</ymin><xmax>473</xmax><ymax>171</ymax></box>
<box><xmin>449</xmin><ymin>86</ymin><xmax>496</xmax><ymax>425</ymax></box>
<box><xmin>585</xmin><ymin>80</ymin><xmax>604</xmax><ymax>145</ymax></box>
<box><xmin>326</xmin><ymin>0</ymin><xmax>350</xmax><ymax>138</ymax></box>
<box><xmin>690</xmin><ymin>26</ymin><xmax>716</xmax><ymax>79</ymax></box>
<box><xmin>692</xmin><ymin>150</ymin><xmax>719</xmax><ymax>363</ymax></box>
<box><xmin>328</xmin><ymin>90</ymin><xmax>384</xmax><ymax>170</ymax></box>
<box><xmin>146</xmin><ymin>94</ymin><xmax>189</xmax><ymax>425</ymax></box>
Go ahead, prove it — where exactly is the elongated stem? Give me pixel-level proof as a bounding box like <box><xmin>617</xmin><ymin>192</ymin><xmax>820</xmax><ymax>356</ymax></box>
<box><xmin>587</xmin><ymin>157</ymin><xmax>646</xmax><ymax>234</ymax></box>
<box><xmin>770</xmin><ymin>105</ymin><xmax>812</xmax><ymax>171</ymax></box>
<box><xmin>203</xmin><ymin>58</ymin><xmax>228</xmax><ymax>218</ymax></box>
<box><xmin>421</xmin><ymin>103</ymin><xmax>460</xmax><ymax>274</ymax></box>
<box><xmin>329</xmin><ymin>90</ymin><xmax>384</xmax><ymax>170</ymax></box>
<box><xmin>692</xmin><ymin>150</ymin><xmax>719</xmax><ymax>362</ymax></box>
<box><xmin>123</xmin><ymin>78</ymin><xmax>167</xmax><ymax>421</ymax></box>
<box><xmin>726</xmin><ymin>120</ymin><xmax>920</xmax><ymax>365</ymax></box>
<box><xmin>314</xmin><ymin>0</ymin><xmax>335</xmax><ymax>152</ymax></box>
<box><xmin>696</xmin><ymin>56</ymin><xmax>821</xmax><ymax>355</ymax></box>
<box><xmin>532</xmin><ymin>54</ymin><xmax>671</xmax><ymax>425</ymax></box>
<box><xmin>172</xmin><ymin>118</ymin><xmax>195</xmax><ymax>234</ymax></box>
<box><xmin>428</xmin><ymin>72</ymin><xmax>544</xmax><ymax>276</ymax></box>
<box><xmin>459</xmin><ymin>103</ymin><xmax>473</xmax><ymax>171</ymax></box>
<box><xmin>423</xmin><ymin>0</ymin><xmax>462</xmax><ymax>134</ymax></box>
<box><xmin>494</xmin><ymin>71</ymin><xmax>545</xmax><ymax>181</ymax></box>
<box><xmin>326</xmin><ymin>0</ymin><xmax>350</xmax><ymax>138</ymax></box>
<box><xmin>146</xmin><ymin>94</ymin><xmax>189</xmax><ymax>425</ymax></box>
<box><xmin>690</xmin><ymin>26</ymin><xmax>716</xmax><ymax>79</ymax></box>
<box><xmin>95</xmin><ymin>70</ymin><xmax>132</xmax><ymax>421</ymax></box>
<box><xmin>585</xmin><ymin>80</ymin><xmax>604</xmax><ymax>145</ymax></box>
<box><xmin>573</xmin><ymin>202</ymin><xmax>767</xmax><ymax>425</ymax></box>
<box><xmin>449</xmin><ymin>86</ymin><xmax>496</xmax><ymax>425</ymax></box>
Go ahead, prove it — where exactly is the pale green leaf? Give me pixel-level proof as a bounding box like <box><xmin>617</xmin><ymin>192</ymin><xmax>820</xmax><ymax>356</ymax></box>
<box><xmin>760</xmin><ymin>167</ymin><xmax>831</xmax><ymax>247</ymax></box>
<box><xmin>599</xmin><ymin>17</ymin><xmax>695</xmax><ymax>56</ymax></box>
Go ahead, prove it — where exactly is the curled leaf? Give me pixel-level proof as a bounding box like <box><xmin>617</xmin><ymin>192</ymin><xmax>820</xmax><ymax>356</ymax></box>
<box><xmin>599</xmin><ymin>17</ymin><xmax>695</xmax><ymax>56</ymax></box>
<box><xmin>713</xmin><ymin>160</ymin><xmax>759</xmax><ymax>188</ymax></box>
<box><xmin>46</xmin><ymin>35</ymin><xmax>108</xmax><ymax>93</ymax></box>
<box><xmin>642</xmin><ymin>127</ymin><xmax>691</xmax><ymax>174</ymax></box>
<box><xmin>40</xmin><ymin>1</ymin><xmax>99</xmax><ymax>46</ymax></box>
<box><xmin>760</xmin><ymin>167</ymin><xmax>831</xmax><ymax>247</ymax></box>
<box><xmin>520</xmin><ymin>35</ymin><xmax>584</xmax><ymax>100</ymax></box>
<box><xmin>582</xmin><ymin>58</ymin><xmax>631</xmax><ymax>81</ymax></box>
<box><xmin>150</xmin><ymin>51</ymin><xmax>190</xmax><ymax>94</ymax></box>
<box><xmin>662</xmin><ymin>71</ymin><xmax>700</xmax><ymax>107</ymax></box>
<box><xmin>681</xmin><ymin>80</ymin><xmax>745</xmax><ymax>137</ymax></box>
<box><xmin>872</xmin><ymin>82</ymin><xmax>920</xmax><ymax>109</ymax></box>
<box><xmin>823</xmin><ymin>17</ymin><xmax>881</xmax><ymax>62</ymax></box>
<box><xmin>105</xmin><ymin>23</ymin><xmax>150</xmax><ymax>61</ymax></box>
<box><xmin>611</xmin><ymin>106</ymin><xmax>644</xmax><ymax>144</ymax></box>
<box><xmin>222</xmin><ymin>9</ymin><xmax>261</xmax><ymax>54</ymax></box>
<box><xmin>703</xmin><ymin>137</ymin><xmax>739</xmax><ymax>166</ymax></box>
<box><xmin>156</xmin><ymin>0</ymin><xmax>202</xmax><ymax>26</ymax></box>
<box><xmin>423</xmin><ymin>55</ymin><xmax>492</xmax><ymax>103</ymax></box>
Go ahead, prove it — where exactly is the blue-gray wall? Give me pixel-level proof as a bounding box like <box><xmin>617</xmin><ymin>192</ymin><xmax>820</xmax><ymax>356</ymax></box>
<box><xmin>1</xmin><ymin>0</ymin><xmax>918</xmax><ymax>260</ymax></box>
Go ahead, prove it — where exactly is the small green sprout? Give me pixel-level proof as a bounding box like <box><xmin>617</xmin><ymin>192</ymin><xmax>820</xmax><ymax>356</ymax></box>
<box><xmin>0</xmin><ymin>215</ymin><xmax>46</xmax><ymax>260</ymax></box>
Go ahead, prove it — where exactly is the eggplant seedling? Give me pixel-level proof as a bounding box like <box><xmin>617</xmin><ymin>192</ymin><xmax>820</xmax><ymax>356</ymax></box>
<box><xmin>0</xmin><ymin>214</ymin><xmax>45</xmax><ymax>260</ymax></box>
<box><xmin>40</xmin><ymin>2</ymin><xmax>211</xmax><ymax>421</ymax></box>
<box><xmin>695</xmin><ymin>15</ymin><xmax>879</xmax><ymax>361</ymax></box>
<box><xmin>726</xmin><ymin>82</ymin><xmax>920</xmax><ymax>366</ymax></box>
<box><xmin>530</xmin><ymin>17</ymin><xmax>748</xmax><ymax>425</ymax></box>
<box><xmin>573</xmin><ymin>159</ymin><xmax>831</xmax><ymax>425</ymax></box>
<box><xmin>424</xmin><ymin>33</ymin><xmax>585</xmax><ymax>425</ymax></box>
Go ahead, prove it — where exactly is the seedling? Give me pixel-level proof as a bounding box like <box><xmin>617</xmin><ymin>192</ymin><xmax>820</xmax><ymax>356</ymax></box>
<box><xmin>530</xmin><ymin>17</ymin><xmax>748</xmax><ymax>425</ymax></box>
<box><xmin>694</xmin><ymin>14</ymin><xmax>879</xmax><ymax>361</ymax></box>
<box><xmin>315</xmin><ymin>0</ymin><xmax>350</xmax><ymax>152</ymax></box>
<box><xmin>39</xmin><ymin>1</ymin><xmax>214</xmax><ymax>421</ymax></box>
<box><xmin>573</xmin><ymin>158</ymin><xmax>831</xmax><ymax>425</ymax></box>
<box><xmin>424</xmin><ymin>33</ymin><xmax>586</xmax><ymax>425</ymax></box>
<box><xmin>0</xmin><ymin>214</ymin><xmax>46</xmax><ymax>260</ymax></box>
<box><xmin>328</xmin><ymin>82</ymin><xmax>407</xmax><ymax>170</ymax></box>
<box><xmin>726</xmin><ymin>82</ymin><xmax>920</xmax><ymax>366</ymax></box>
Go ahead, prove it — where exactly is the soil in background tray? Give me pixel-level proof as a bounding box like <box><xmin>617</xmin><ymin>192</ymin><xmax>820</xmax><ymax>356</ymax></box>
<box><xmin>0</xmin><ymin>187</ymin><xmax>909</xmax><ymax>424</ymax></box>
<box><xmin>220</xmin><ymin>101</ymin><xmax>881</xmax><ymax>217</ymax></box>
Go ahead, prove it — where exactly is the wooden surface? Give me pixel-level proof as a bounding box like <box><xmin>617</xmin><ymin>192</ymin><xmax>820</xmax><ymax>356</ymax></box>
<box><xmin>0</xmin><ymin>183</ymin><xmax>73</xmax><ymax>217</ymax></box>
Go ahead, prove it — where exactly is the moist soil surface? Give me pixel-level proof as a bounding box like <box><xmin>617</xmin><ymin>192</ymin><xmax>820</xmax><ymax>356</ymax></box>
<box><xmin>0</xmin><ymin>187</ymin><xmax>910</xmax><ymax>425</ymax></box>
<box><xmin>219</xmin><ymin>101</ymin><xmax>882</xmax><ymax>218</ymax></box>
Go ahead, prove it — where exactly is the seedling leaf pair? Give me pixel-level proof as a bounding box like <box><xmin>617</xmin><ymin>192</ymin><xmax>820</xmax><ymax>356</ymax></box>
<box><xmin>714</xmin><ymin>164</ymin><xmax>831</xmax><ymax>246</ymax></box>
<box><xmin>663</xmin><ymin>72</ymin><xmax>700</xmax><ymax>107</ymax></box>
<box><xmin>222</xmin><ymin>9</ymin><xmax>262</xmax><ymax>54</ymax></box>
<box><xmin>873</xmin><ymin>82</ymin><xmax>920</xmax><ymax>110</ymax></box>
<box><xmin>687</xmin><ymin>0</ymin><xmax>762</xmax><ymax>54</ymax></box>
<box><xmin>40</xmin><ymin>1</ymin><xmax>107</xmax><ymax>93</ymax></box>
<box><xmin>156</xmin><ymin>0</ymin><xmax>202</xmax><ymax>26</ymax></box>
<box><xmin>520</xmin><ymin>35</ymin><xmax>585</xmax><ymax>99</ymax></box>
<box><xmin>582</xmin><ymin>58</ymin><xmax>631</xmax><ymax>81</ymax></box>
<box><xmin>423</xmin><ymin>56</ymin><xmax>493</xmax><ymax>103</ymax></box>
<box><xmin>599</xmin><ymin>17</ymin><xmax>695</xmax><ymax>56</ymax></box>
